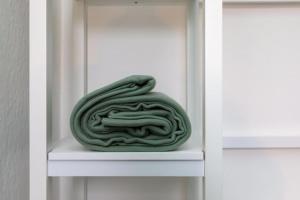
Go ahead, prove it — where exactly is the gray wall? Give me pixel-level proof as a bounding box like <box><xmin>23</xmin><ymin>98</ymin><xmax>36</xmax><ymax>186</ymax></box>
<box><xmin>0</xmin><ymin>0</ymin><xmax>29</xmax><ymax>200</ymax></box>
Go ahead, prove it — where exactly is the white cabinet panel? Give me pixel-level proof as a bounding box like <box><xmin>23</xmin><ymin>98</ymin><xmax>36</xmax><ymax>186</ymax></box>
<box><xmin>224</xmin><ymin>4</ymin><xmax>300</xmax><ymax>137</ymax></box>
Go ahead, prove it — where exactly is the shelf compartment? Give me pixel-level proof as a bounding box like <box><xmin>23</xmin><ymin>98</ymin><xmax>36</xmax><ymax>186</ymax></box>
<box><xmin>47</xmin><ymin>0</ymin><xmax>204</xmax><ymax>176</ymax></box>
<box><xmin>47</xmin><ymin>0</ymin><xmax>204</xmax><ymax>152</ymax></box>
<box><xmin>48</xmin><ymin>138</ymin><xmax>204</xmax><ymax>176</ymax></box>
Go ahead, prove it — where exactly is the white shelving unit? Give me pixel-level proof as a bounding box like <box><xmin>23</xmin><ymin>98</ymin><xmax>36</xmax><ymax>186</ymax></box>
<box><xmin>30</xmin><ymin>0</ymin><xmax>222</xmax><ymax>200</ymax></box>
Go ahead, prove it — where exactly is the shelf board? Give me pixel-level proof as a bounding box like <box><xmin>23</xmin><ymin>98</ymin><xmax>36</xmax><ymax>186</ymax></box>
<box><xmin>48</xmin><ymin>137</ymin><xmax>204</xmax><ymax>177</ymax></box>
<box><xmin>223</xmin><ymin>136</ymin><xmax>300</xmax><ymax>149</ymax></box>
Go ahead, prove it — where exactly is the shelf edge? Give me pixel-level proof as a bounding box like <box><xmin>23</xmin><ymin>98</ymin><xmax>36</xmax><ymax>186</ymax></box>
<box><xmin>223</xmin><ymin>136</ymin><xmax>300</xmax><ymax>149</ymax></box>
<box><xmin>48</xmin><ymin>160</ymin><xmax>204</xmax><ymax>177</ymax></box>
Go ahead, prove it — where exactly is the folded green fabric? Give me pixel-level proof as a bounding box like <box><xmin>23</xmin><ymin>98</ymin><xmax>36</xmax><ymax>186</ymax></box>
<box><xmin>70</xmin><ymin>75</ymin><xmax>191</xmax><ymax>151</ymax></box>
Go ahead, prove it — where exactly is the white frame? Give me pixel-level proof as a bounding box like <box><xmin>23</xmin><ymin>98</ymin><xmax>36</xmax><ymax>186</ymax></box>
<box><xmin>203</xmin><ymin>1</ymin><xmax>222</xmax><ymax>200</ymax></box>
<box><xmin>30</xmin><ymin>0</ymin><xmax>47</xmax><ymax>199</ymax></box>
<box><xmin>30</xmin><ymin>0</ymin><xmax>222</xmax><ymax>199</ymax></box>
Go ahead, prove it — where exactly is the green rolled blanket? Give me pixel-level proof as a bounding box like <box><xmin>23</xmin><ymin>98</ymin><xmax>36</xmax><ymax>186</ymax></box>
<box><xmin>70</xmin><ymin>75</ymin><xmax>191</xmax><ymax>151</ymax></box>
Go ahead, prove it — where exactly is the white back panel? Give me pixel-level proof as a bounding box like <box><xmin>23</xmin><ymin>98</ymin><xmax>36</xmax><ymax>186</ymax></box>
<box><xmin>87</xmin><ymin>4</ymin><xmax>187</xmax><ymax>108</ymax></box>
<box><xmin>224</xmin><ymin>4</ymin><xmax>300</xmax><ymax>136</ymax></box>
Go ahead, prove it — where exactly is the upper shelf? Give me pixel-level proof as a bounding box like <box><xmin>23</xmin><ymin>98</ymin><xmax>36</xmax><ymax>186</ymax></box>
<box><xmin>48</xmin><ymin>137</ymin><xmax>204</xmax><ymax>177</ymax></box>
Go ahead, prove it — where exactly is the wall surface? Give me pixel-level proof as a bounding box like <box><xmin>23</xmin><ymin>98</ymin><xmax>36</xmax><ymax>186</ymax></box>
<box><xmin>0</xmin><ymin>0</ymin><xmax>29</xmax><ymax>200</ymax></box>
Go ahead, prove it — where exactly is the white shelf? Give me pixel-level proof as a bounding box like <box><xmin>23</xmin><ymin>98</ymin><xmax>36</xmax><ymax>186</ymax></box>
<box><xmin>223</xmin><ymin>136</ymin><xmax>300</xmax><ymax>149</ymax></box>
<box><xmin>48</xmin><ymin>137</ymin><xmax>204</xmax><ymax>177</ymax></box>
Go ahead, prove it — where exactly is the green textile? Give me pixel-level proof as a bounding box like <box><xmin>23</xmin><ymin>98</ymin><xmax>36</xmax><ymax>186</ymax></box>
<box><xmin>70</xmin><ymin>75</ymin><xmax>191</xmax><ymax>151</ymax></box>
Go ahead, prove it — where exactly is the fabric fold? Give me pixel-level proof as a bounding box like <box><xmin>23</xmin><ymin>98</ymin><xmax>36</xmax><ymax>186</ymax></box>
<box><xmin>70</xmin><ymin>75</ymin><xmax>191</xmax><ymax>151</ymax></box>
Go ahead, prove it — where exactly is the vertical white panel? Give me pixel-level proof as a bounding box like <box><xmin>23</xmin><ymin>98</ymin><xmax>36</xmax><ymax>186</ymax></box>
<box><xmin>204</xmin><ymin>0</ymin><xmax>223</xmax><ymax>200</ymax></box>
<box><xmin>30</xmin><ymin>0</ymin><xmax>47</xmax><ymax>200</ymax></box>
<box><xmin>58</xmin><ymin>0</ymin><xmax>86</xmax><ymax>200</ymax></box>
<box><xmin>186</xmin><ymin>1</ymin><xmax>204</xmax><ymax>199</ymax></box>
<box><xmin>186</xmin><ymin>0</ymin><xmax>204</xmax><ymax>150</ymax></box>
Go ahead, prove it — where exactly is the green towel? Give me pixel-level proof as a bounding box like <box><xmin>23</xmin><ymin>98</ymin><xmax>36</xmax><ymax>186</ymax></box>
<box><xmin>70</xmin><ymin>75</ymin><xmax>191</xmax><ymax>151</ymax></box>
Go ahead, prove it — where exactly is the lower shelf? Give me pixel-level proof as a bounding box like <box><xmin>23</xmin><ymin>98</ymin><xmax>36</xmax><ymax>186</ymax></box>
<box><xmin>48</xmin><ymin>138</ymin><xmax>204</xmax><ymax>177</ymax></box>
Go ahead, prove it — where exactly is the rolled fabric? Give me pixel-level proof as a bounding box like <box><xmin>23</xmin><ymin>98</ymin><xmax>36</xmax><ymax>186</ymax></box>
<box><xmin>70</xmin><ymin>75</ymin><xmax>191</xmax><ymax>151</ymax></box>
